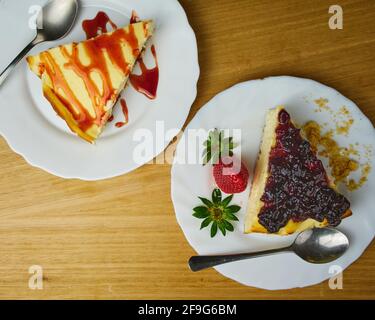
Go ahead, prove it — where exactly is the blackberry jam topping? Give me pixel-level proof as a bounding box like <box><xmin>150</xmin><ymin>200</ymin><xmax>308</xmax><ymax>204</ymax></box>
<box><xmin>258</xmin><ymin>110</ymin><xmax>350</xmax><ymax>233</ymax></box>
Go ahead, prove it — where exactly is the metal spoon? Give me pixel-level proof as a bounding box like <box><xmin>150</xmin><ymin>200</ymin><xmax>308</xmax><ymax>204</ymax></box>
<box><xmin>189</xmin><ymin>228</ymin><xmax>349</xmax><ymax>272</ymax></box>
<box><xmin>0</xmin><ymin>0</ymin><xmax>78</xmax><ymax>86</ymax></box>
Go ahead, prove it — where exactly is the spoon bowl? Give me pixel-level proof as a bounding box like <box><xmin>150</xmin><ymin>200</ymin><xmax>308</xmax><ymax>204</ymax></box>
<box><xmin>293</xmin><ymin>227</ymin><xmax>349</xmax><ymax>264</ymax></box>
<box><xmin>0</xmin><ymin>0</ymin><xmax>78</xmax><ymax>86</ymax></box>
<box><xmin>36</xmin><ymin>0</ymin><xmax>78</xmax><ymax>42</ymax></box>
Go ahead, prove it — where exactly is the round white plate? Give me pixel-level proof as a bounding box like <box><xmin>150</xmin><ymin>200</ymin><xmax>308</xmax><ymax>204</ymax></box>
<box><xmin>0</xmin><ymin>0</ymin><xmax>199</xmax><ymax>180</ymax></box>
<box><xmin>171</xmin><ymin>76</ymin><xmax>375</xmax><ymax>290</ymax></box>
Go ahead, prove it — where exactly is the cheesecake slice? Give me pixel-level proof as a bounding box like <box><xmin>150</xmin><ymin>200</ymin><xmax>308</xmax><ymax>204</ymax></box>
<box><xmin>245</xmin><ymin>106</ymin><xmax>351</xmax><ymax>235</ymax></box>
<box><xmin>27</xmin><ymin>20</ymin><xmax>154</xmax><ymax>143</ymax></box>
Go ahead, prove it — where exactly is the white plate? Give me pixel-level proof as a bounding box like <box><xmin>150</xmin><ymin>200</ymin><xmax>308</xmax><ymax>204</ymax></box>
<box><xmin>0</xmin><ymin>0</ymin><xmax>199</xmax><ymax>180</ymax></box>
<box><xmin>171</xmin><ymin>76</ymin><xmax>375</xmax><ymax>290</ymax></box>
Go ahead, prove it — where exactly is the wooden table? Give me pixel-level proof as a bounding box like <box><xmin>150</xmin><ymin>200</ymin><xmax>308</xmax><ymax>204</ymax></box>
<box><xmin>0</xmin><ymin>0</ymin><xmax>374</xmax><ymax>299</ymax></box>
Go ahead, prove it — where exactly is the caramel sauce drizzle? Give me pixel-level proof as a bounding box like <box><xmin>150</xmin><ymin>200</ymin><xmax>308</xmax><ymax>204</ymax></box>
<box><xmin>40</xmin><ymin>51</ymin><xmax>93</xmax><ymax>130</ymax></box>
<box><xmin>40</xmin><ymin>11</ymin><xmax>159</xmax><ymax>133</ymax></box>
<box><xmin>82</xmin><ymin>11</ymin><xmax>160</xmax><ymax>129</ymax></box>
<box><xmin>40</xmin><ymin>14</ymin><xmax>142</xmax><ymax>131</ymax></box>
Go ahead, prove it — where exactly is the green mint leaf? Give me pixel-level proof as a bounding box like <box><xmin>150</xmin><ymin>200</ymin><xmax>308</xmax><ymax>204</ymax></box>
<box><xmin>200</xmin><ymin>217</ymin><xmax>212</xmax><ymax>229</ymax></box>
<box><xmin>223</xmin><ymin>220</ymin><xmax>234</xmax><ymax>232</ymax></box>
<box><xmin>210</xmin><ymin>222</ymin><xmax>218</xmax><ymax>238</ymax></box>
<box><xmin>212</xmin><ymin>188</ymin><xmax>222</xmax><ymax>204</ymax></box>
<box><xmin>202</xmin><ymin>150</ymin><xmax>211</xmax><ymax>166</ymax></box>
<box><xmin>198</xmin><ymin>197</ymin><xmax>213</xmax><ymax>208</ymax></box>
<box><xmin>226</xmin><ymin>205</ymin><xmax>241</xmax><ymax>213</ymax></box>
<box><xmin>218</xmin><ymin>222</ymin><xmax>226</xmax><ymax>236</ymax></box>
<box><xmin>225</xmin><ymin>212</ymin><xmax>239</xmax><ymax>221</ymax></box>
<box><xmin>193</xmin><ymin>206</ymin><xmax>210</xmax><ymax>218</ymax></box>
<box><xmin>193</xmin><ymin>212</ymin><xmax>209</xmax><ymax>219</ymax></box>
<box><xmin>221</xmin><ymin>194</ymin><xmax>233</xmax><ymax>208</ymax></box>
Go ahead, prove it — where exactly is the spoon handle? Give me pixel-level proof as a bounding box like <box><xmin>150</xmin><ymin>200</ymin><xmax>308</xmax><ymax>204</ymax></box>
<box><xmin>189</xmin><ymin>246</ymin><xmax>292</xmax><ymax>272</ymax></box>
<box><xmin>0</xmin><ymin>36</ymin><xmax>42</xmax><ymax>87</ymax></box>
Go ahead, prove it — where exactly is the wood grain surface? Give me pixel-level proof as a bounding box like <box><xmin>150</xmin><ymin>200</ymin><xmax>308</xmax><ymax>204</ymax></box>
<box><xmin>0</xmin><ymin>0</ymin><xmax>374</xmax><ymax>299</ymax></box>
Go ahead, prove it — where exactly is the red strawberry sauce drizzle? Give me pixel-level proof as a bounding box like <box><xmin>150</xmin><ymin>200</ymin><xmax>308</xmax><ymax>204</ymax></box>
<box><xmin>258</xmin><ymin>110</ymin><xmax>350</xmax><ymax>233</ymax></box>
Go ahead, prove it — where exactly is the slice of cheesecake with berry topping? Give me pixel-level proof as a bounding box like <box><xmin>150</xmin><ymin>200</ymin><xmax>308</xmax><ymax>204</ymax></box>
<box><xmin>245</xmin><ymin>106</ymin><xmax>351</xmax><ymax>235</ymax></box>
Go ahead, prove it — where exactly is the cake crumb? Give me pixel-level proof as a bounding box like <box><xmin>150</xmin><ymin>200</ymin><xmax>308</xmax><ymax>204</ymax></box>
<box><xmin>312</xmin><ymin>100</ymin><xmax>355</xmax><ymax>136</ymax></box>
<box><xmin>347</xmin><ymin>164</ymin><xmax>371</xmax><ymax>191</ymax></box>
<box><xmin>336</xmin><ymin>118</ymin><xmax>354</xmax><ymax>136</ymax></box>
<box><xmin>301</xmin><ymin>121</ymin><xmax>370</xmax><ymax>190</ymax></box>
<box><xmin>314</xmin><ymin>98</ymin><xmax>329</xmax><ymax>110</ymax></box>
<box><xmin>335</xmin><ymin>106</ymin><xmax>354</xmax><ymax>135</ymax></box>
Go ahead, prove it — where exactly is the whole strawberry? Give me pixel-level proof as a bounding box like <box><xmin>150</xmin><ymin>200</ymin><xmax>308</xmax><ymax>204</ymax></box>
<box><xmin>203</xmin><ymin>129</ymin><xmax>249</xmax><ymax>194</ymax></box>
<box><xmin>213</xmin><ymin>156</ymin><xmax>249</xmax><ymax>194</ymax></box>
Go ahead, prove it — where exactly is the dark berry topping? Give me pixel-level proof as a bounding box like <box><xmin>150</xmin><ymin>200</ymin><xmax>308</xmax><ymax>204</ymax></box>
<box><xmin>258</xmin><ymin>110</ymin><xmax>350</xmax><ymax>233</ymax></box>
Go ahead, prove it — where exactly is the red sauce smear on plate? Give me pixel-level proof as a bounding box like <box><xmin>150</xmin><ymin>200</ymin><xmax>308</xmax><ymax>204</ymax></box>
<box><xmin>82</xmin><ymin>10</ymin><xmax>160</xmax><ymax>101</ymax></box>
<box><xmin>82</xmin><ymin>11</ymin><xmax>118</xmax><ymax>39</ymax></box>
<box><xmin>115</xmin><ymin>98</ymin><xmax>129</xmax><ymax>128</ymax></box>
<box><xmin>129</xmin><ymin>44</ymin><xmax>159</xmax><ymax>100</ymax></box>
